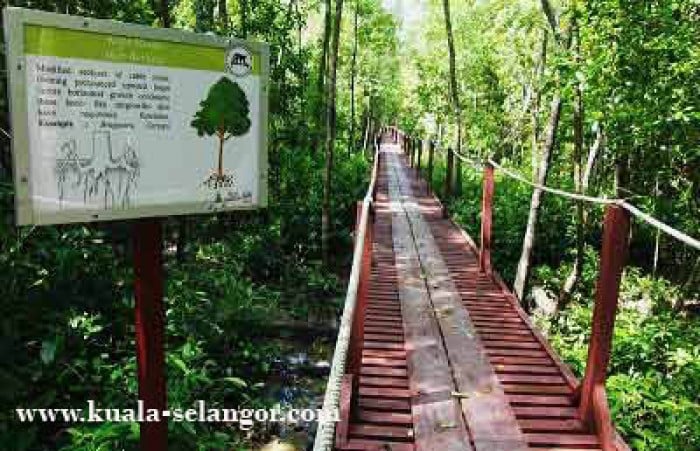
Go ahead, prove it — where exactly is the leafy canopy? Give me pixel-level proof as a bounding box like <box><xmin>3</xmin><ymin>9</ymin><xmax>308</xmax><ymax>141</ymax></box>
<box><xmin>191</xmin><ymin>76</ymin><xmax>251</xmax><ymax>138</ymax></box>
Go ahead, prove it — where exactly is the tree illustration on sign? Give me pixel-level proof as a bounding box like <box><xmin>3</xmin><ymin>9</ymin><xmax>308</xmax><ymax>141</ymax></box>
<box><xmin>191</xmin><ymin>77</ymin><xmax>251</xmax><ymax>184</ymax></box>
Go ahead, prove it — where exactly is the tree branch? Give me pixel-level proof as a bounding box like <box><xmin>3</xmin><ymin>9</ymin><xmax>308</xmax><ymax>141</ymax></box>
<box><xmin>540</xmin><ymin>0</ymin><xmax>561</xmax><ymax>44</ymax></box>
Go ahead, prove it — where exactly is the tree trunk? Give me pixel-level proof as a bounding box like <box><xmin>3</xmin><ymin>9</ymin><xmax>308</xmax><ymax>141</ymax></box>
<box><xmin>160</xmin><ymin>0</ymin><xmax>171</xmax><ymax>28</ymax></box>
<box><xmin>239</xmin><ymin>0</ymin><xmax>247</xmax><ymax>38</ymax></box>
<box><xmin>322</xmin><ymin>0</ymin><xmax>344</xmax><ymax>266</ymax></box>
<box><xmin>515</xmin><ymin>0</ymin><xmax>568</xmax><ymax>305</ymax></box>
<box><xmin>316</xmin><ymin>0</ymin><xmax>332</xmax><ymax>144</ymax></box>
<box><xmin>218</xmin><ymin>0</ymin><xmax>228</xmax><ymax>33</ymax></box>
<box><xmin>531</xmin><ymin>29</ymin><xmax>547</xmax><ymax>179</ymax></box>
<box><xmin>652</xmin><ymin>175</ymin><xmax>661</xmax><ymax>275</ymax></box>
<box><xmin>677</xmin><ymin>256</ymin><xmax>700</xmax><ymax>312</ymax></box>
<box><xmin>442</xmin><ymin>0</ymin><xmax>462</xmax><ymax>195</ymax></box>
<box><xmin>349</xmin><ymin>0</ymin><xmax>358</xmax><ymax>154</ymax></box>
<box><xmin>444</xmin><ymin>147</ymin><xmax>454</xmax><ymax>200</ymax></box>
<box><xmin>557</xmin><ymin>20</ymin><xmax>584</xmax><ymax>310</ymax></box>
<box><xmin>540</xmin><ymin>0</ymin><xmax>562</xmax><ymax>44</ymax></box>
<box><xmin>582</xmin><ymin>124</ymin><xmax>603</xmax><ymax>192</ymax></box>
<box><xmin>195</xmin><ymin>0</ymin><xmax>216</xmax><ymax>32</ymax></box>
<box><xmin>513</xmin><ymin>95</ymin><xmax>562</xmax><ymax>304</ymax></box>
<box><xmin>362</xmin><ymin>115</ymin><xmax>371</xmax><ymax>155</ymax></box>
<box><xmin>614</xmin><ymin>154</ymin><xmax>629</xmax><ymax>198</ymax></box>
<box><xmin>455</xmin><ymin>140</ymin><xmax>462</xmax><ymax>195</ymax></box>
<box><xmin>217</xmin><ymin>129</ymin><xmax>225</xmax><ymax>177</ymax></box>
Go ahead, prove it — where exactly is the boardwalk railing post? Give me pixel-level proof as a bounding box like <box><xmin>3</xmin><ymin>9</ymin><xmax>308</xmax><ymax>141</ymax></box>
<box><xmin>579</xmin><ymin>204</ymin><xmax>630</xmax><ymax>451</ymax></box>
<box><xmin>427</xmin><ymin>140</ymin><xmax>434</xmax><ymax>195</ymax></box>
<box><xmin>133</xmin><ymin>219</ymin><xmax>167</xmax><ymax>451</ymax></box>
<box><xmin>410</xmin><ymin>137</ymin><xmax>415</xmax><ymax>168</ymax></box>
<box><xmin>443</xmin><ymin>147</ymin><xmax>454</xmax><ymax>217</ymax></box>
<box><xmin>416</xmin><ymin>138</ymin><xmax>422</xmax><ymax>174</ymax></box>
<box><xmin>479</xmin><ymin>162</ymin><xmax>494</xmax><ymax>274</ymax></box>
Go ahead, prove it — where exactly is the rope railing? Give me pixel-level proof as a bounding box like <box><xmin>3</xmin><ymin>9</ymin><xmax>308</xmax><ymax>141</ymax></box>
<box><xmin>312</xmin><ymin>132</ymin><xmax>381</xmax><ymax>451</ymax></box>
<box><xmin>428</xmin><ymin>140</ymin><xmax>700</xmax><ymax>251</ymax></box>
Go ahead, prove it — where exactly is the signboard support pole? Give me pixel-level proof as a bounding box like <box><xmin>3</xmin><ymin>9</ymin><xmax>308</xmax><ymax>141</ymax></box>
<box><xmin>133</xmin><ymin>219</ymin><xmax>167</xmax><ymax>451</ymax></box>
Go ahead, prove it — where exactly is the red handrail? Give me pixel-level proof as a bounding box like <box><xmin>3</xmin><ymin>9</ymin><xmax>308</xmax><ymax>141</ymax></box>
<box><xmin>476</xmin><ymin>164</ymin><xmax>630</xmax><ymax>451</ymax></box>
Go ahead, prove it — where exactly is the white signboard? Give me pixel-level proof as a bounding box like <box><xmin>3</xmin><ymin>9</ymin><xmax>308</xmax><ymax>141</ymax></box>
<box><xmin>4</xmin><ymin>7</ymin><xmax>269</xmax><ymax>225</ymax></box>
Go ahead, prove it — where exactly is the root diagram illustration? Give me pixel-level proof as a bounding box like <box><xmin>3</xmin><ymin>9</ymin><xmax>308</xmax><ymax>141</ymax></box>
<box><xmin>191</xmin><ymin>77</ymin><xmax>251</xmax><ymax>192</ymax></box>
<box><xmin>55</xmin><ymin>131</ymin><xmax>140</xmax><ymax>208</ymax></box>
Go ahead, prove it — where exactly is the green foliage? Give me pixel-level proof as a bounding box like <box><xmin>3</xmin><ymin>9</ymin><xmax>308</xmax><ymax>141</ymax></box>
<box><xmin>0</xmin><ymin>0</ymin><xmax>383</xmax><ymax>449</ymax></box>
<box><xmin>538</xmin><ymin>269</ymin><xmax>700</xmax><ymax>450</ymax></box>
<box><xmin>192</xmin><ymin>77</ymin><xmax>251</xmax><ymax>140</ymax></box>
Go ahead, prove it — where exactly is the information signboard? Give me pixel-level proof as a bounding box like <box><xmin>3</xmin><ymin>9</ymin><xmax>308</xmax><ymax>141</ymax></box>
<box><xmin>4</xmin><ymin>7</ymin><xmax>269</xmax><ymax>225</ymax></box>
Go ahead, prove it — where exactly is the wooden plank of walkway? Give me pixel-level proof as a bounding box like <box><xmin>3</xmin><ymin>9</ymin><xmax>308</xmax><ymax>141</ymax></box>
<box><xmin>339</xmin><ymin>136</ymin><xmax>610</xmax><ymax>450</ymax></box>
<box><xmin>387</xmin><ymin>151</ymin><xmax>472</xmax><ymax>451</ymax></box>
<box><xmin>342</xmin><ymin>161</ymin><xmax>415</xmax><ymax>450</ymax></box>
<box><xmin>386</xmin><ymin>149</ymin><xmax>528</xmax><ymax>451</ymax></box>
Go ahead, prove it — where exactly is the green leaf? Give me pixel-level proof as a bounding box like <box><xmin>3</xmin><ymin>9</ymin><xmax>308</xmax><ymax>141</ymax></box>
<box><xmin>223</xmin><ymin>376</ymin><xmax>248</xmax><ymax>388</ymax></box>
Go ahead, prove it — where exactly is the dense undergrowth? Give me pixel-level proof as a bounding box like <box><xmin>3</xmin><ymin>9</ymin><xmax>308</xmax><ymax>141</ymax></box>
<box><xmin>426</xmin><ymin>158</ymin><xmax>700</xmax><ymax>451</ymax></box>
<box><xmin>0</xmin><ymin>147</ymin><xmax>369</xmax><ymax>450</ymax></box>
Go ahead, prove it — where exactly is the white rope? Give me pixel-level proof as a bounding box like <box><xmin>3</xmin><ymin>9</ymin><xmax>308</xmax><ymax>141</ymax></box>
<box><xmin>313</xmin><ymin>136</ymin><xmax>381</xmax><ymax>451</ymax></box>
<box><xmin>486</xmin><ymin>159</ymin><xmax>700</xmax><ymax>250</ymax></box>
<box><xmin>429</xmin><ymin>140</ymin><xmax>700</xmax><ymax>251</ymax></box>
<box><xmin>452</xmin><ymin>146</ymin><xmax>484</xmax><ymax>169</ymax></box>
<box><xmin>619</xmin><ymin>201</ymin><xmax>700</xmax><ymax>250</ymax></box>
<box><xmin>487</xmin><ymin>158</ymin><xmax>619</xmax><ymax>205</ymax></box>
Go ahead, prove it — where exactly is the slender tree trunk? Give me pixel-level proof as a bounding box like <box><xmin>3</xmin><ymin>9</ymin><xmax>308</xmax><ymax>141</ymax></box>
<box><xmin>322</xmin><ymin>0</ymin><xmax>344</xmax><ymax>266</ymax></box>
<box><xmin>362</xmin><ymin>115</ymin><xmax>370</xmax><ymax>155</ymax></box>
<box><xmin>217</xmin><ymin>131</ymin><xmax>225</xmax><ymax>177</ymax></box>
<box><xmin>614</xmin><ymin>154</ymin><xmax>629</xmax><ymax>198</ymax></box>
<box><xmin>442</xmin><ymin>0</ymin><xmax>462</xmax><ymax>194</ymax></box>
<box><xmin>677</xmin><ymin>256</ymin><xmax>700</xmax><ymax>312</ymax></box>
<box><xmin>514</xmin><ymin>95</ymin><xmax>562</xmax><ymax>303</ymax></box>
<box><xmin>195</xmin><ymin>0</ymin><xmax>216</xmax><ymax>32</ymax></box>
<box><xmin>652</xmin><ymin>175</ymin><xmax>661</xmax><ymax>275</ymax></box>
<box><xmin>160</xmin><ymin>0</ymin><xmax>171</xmax><ymax>28</ymax></box>
<box><xmin>314</xmin><ymin>0</ymin><xmax>332</xmax><ymax>154</ymax></box>
<box><xmin>514</xmin><ymin>0</ymin><xmax>569</xmax><ymax>305</ymax></box>
<box><xmin>531</xmin><ymin>30</ymin><xmax>547</xmax><ymax>179</ymax></box>
<box><xmin>218</xmin><ymin>0</ymin><xmax>228</xmax><ymax>33</ymax></box>
<box><xmin>292</xmin><ymin>0</ymin><xmax>304</xmax><ymax>116</ymax></box>
<box><xmin>540</xmin><ymin>0</ymin><xmax>562</xmax><ymax>45</ymax></box>
<box><xmin>582</xmin><ymin>124</ymin><xmax>603</xmax><ymax>193</ymax></box>
<box><xmin>444</xmin><ymin>147</ymin><xmax>454</xmax><ymax>199</ymax></box>
<box><xmin>239</xmin><ymin>0</ymin><xmax>247</xmax><ymax>38</ymax></box>
<box><xmin>349</xmin><ymin>0</ymin><xmax>358</xmax><ymax>154</ymax></box>
<box><xmin>557</xmin><ymin>20</ymin><xmax>584</xmax><ymax>309</ymax></box>
<box><xmin>557</xmin><ymin>131</ymin><xmax>605</xmax><ymax>311</ymax></box>
<box><xmin>455</xmin><ymin>140</ymin><xmax>462</xmax><ymax>195</ymax></box>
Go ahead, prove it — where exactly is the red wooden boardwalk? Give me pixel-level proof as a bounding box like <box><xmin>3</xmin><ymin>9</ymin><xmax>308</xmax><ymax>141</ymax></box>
<box><xmin>332</xmin><ymin>138</ymin><xmax>628</xmax><ymax>451</ymax></box>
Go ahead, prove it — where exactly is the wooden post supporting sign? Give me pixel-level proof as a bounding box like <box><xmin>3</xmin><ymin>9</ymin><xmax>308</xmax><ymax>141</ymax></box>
<box><xmin>133</xmin><ymin>219</ymin><xmax>167</xmax><ymax>451</ymax></box>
